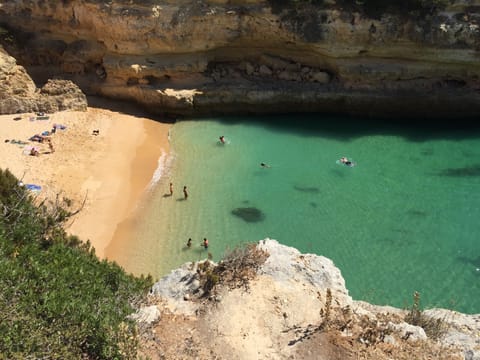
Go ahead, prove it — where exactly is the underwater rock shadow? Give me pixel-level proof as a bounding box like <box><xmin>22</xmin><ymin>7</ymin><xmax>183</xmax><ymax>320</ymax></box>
<box><xmin>231</xmin><ymin>207</ymin><xmax>265</xmax><ymax>223</ymax></box>
<box><xmin>379</xmin><ymin>236</ymin><xmax>414</xmax><ymax>247</ymax></box>
<box><xmin>293</xmin><ymin>185</ymin><xmax>320</xmax><ymax>193</ymax></box>
<box><xmin>457</xmin><ymin>255</ymin><xmax>480</xmax><ymax>268</ymax></box>
<box><xmin>420</xmin><ymin>148</ymin><xmax>434</xmax><ymax>156</ymax></box>
<box><xmin>406</xmin><ymin>209</ymin><xmax>428</xmax><ymax>217</ymax></box>
<box><xmin>435</xmin><ymin>164</ymin><xmax>480</xmax><ymax>177</ymax></box>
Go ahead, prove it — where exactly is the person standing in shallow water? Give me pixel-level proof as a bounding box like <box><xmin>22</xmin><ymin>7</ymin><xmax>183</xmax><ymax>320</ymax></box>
<box><xmin>203</xmin><ymin>238</ymin><xmax>209</xmax><ymax>249</ymax></box>
<box><xmin>187</xmin><ymin>238</ymin><xmax>192</xmax><ymax>248</ymax></box>
<box><xmin>183</xmin><ymin>186</ymin><xmax>188</xmax><ymax>199</ymax></box>
<box><xmin>169</xmin><ymin>182</ymin><xmax>173</xmax><ymax>196</ymax></box>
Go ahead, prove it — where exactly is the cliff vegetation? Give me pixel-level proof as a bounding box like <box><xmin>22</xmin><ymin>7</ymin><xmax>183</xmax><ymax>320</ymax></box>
<box><xmin>0</xmin><ymin>168</ymin><xmax>152</xmax><ymax>359</ymax></box>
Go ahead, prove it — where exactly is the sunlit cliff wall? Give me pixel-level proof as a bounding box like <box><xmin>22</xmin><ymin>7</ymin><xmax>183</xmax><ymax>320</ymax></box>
<box><xmin>1</xmin><ymin>0</ymin><xmax>480</xmax><ymax>117</ymax></box>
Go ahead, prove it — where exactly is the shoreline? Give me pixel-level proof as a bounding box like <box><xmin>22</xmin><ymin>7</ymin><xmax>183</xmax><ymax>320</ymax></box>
<box><xmin>0</xmin><ymin>107</ymin><xmax>171</xmax><ymax>260</ymax></box>
<box><xmin>104</xmin><ymin>118</ymin><xmax>172</xmax><ymax>268</ymax></box>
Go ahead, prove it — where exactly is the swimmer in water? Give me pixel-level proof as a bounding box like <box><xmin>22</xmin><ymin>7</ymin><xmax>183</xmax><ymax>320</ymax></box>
<box><xmin>340</xmin><ymin>157</ymin><xmax>353</xmax><ymax>166</ymax></box>
<box><xmin>260</xmin><ymin>162</ymin><xmax>271</xmax><ymax>168</ymax></box>
<box><xmin>219</xmin><ymin>136</ymin><xmax>225</xmax><ymax>144</ymax></box>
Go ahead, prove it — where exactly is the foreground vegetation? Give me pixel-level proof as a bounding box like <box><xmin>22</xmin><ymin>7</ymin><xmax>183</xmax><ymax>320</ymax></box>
<box><xmin>0</xmin><ymin>168</ymin><xmax>152</xmax><ymax>359</ymax></box>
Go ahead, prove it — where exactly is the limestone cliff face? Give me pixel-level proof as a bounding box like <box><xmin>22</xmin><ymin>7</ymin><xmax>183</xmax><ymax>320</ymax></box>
<box><xmin>1</xmin><ymin>0</ymin><xmax>480</xmax><ymax>117</ymax></box>
<box><xmin>0</xmin><ymin>46</ymin><xmax>87</xmax><ymax>114</ymax></box>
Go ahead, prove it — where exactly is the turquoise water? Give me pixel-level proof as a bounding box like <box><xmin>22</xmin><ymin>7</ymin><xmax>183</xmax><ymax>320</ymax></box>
<box><xmin>123</xmin><ymin>115</ymin><xmax>480</xmax><ymax>314</ymax></box>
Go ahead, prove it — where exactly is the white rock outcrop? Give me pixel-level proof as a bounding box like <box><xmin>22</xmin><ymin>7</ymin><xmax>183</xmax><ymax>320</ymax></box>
<box><xmin>143</xmin><ymin>239</ymin><xmax>480</xmax><ymax>359</ymax></box>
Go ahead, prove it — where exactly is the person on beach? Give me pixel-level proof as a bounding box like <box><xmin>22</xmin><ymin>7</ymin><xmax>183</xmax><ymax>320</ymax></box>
<box><xmin>30</xmin><ymin>147</ymin><xmax>39</xmax><ymax>156</ymax></box>
<box><xmin>203</xmin><ymin>238</ymin><xmax>209</xmax><ymax>249</ymax></box>
<box><xmin>260</xmin><ymin>162</ymin><xmax>271</xmax><ymax>168</ymax></box>
<box><xmin>47</xmin><ymin>138</ymin><xmax>54</xmax><ymax>153</ymax></box>
<box><xmin>187</xmin><ymin>238</ymin><xmax>192</xmax><ymax>248</ymax></box>
<box><xmin>169</xmin><ymin>182</ymin><xmax>173</xmax><ymax>196</ymax></box>
<box><xmin>183</xmin><ymin>186</ymin><xmax>188</xmax><ymax>199</ymax></box>
<box><xmin>219</xmin><ymin>135</ymin><xmax>225</xmax><ymax>144</ymax></box>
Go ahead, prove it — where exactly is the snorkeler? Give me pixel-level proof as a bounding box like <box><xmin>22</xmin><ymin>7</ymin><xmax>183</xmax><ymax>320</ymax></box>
<box><xmin>340</xmin><ymin>157</ymin><xmax>354</xmax><ymax>167</ymax></box>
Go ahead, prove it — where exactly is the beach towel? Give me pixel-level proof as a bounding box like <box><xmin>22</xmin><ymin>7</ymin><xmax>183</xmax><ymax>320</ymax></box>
<box><xmin>53</xmin><ymin>123</ymin><xmax>67</xmax><ymax>130</ymax></box>
<box><xmin>25</xmin><ymin>184</ymin><xmax>42</xmax><ymax>191</ymax></box>
<box><xmin>8</xmin><ymin>139</ymin><xmax>29</xmax><ymax>146</ymax></box>
<box><xmin>29</xmin><ymin>134</ymin><xmax>44</xmax><ymax>142</ymax></box>
<box><xmin>23</xmin><ymin>146</ymin><xmax>35</xmax><ymax>155</ymax></box>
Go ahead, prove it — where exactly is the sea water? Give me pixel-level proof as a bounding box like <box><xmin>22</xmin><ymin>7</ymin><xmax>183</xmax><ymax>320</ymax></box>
<box><xmin>120</xmin><ymin>115</ymin><xmax>480</xmax><ymax>314</ymax></box>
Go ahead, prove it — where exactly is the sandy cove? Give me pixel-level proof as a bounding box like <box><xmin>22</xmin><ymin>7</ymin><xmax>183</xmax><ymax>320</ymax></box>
<box><xmin>0</xmin><ymin>107</ymin><xmax>171</xmax><ymax>259</ymax></box>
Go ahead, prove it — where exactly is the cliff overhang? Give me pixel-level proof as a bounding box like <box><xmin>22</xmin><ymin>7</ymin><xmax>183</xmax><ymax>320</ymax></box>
<box><xmin>1</xmin><ymin>0</ymin><xmax>480</xmax><ymax>117</ymax></box>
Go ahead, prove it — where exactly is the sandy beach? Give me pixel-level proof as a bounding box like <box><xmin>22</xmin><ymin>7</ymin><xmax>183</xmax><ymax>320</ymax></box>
<box><xmin>0</xmin><ymin>106</ymin><xmax>171</xmax><ymax>259</ymax></box>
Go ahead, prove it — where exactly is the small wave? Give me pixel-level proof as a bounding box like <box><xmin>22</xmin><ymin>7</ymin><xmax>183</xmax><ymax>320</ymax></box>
<box><xmin>147</xmin><ymin>150</ymin><xmax>173</xmax><ymax>190</ymax></box>
<box><xmin>147</xmin><ymin>150</ymin><xmax>177</xmax><ymax>190</ymax></box>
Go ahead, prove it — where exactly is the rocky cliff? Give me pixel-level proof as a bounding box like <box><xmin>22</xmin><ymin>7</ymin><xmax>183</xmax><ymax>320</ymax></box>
<box><xmin>1</xmin><ymin>0</ymin><xmax>480</xmax><ymax>117</ymax></box>
<box><xmin>0</xmin><ymin>46</ymin><xmax>87</xmax><ymax>114</ymax></box>
<box><xmin>135</xmin><ymin>239</ymin><xmax>479</xmax><ymax>359</ymax></box>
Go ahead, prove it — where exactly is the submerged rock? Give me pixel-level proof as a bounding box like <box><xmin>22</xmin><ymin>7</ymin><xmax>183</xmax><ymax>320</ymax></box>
<box><xmin>231</xmin><ymin>207</ymin><xmax>265</xmax><ymax>222</ymax></box>
<box><xmin>437</xmin><ymin>165</ymin><xmax>480</xmax><ymax>177</ymax></box>
<box><xmin>293</xmin><ymin>185</ymin><xmax>320</xmax><ymax>193</ymax></box>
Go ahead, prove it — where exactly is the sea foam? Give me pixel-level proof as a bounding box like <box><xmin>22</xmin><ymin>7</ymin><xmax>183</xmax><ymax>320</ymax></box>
<box><xmin>147</xmin><ymin>150</ymin><xmax>175</xmax><ymax>190</ymax></box>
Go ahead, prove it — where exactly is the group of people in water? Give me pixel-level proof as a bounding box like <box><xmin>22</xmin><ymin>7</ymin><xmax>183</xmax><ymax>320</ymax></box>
<box><xmin>186</xmin><ymin>237</ymin><xmax>209</xmax><ymax>249</ymax></box>
<box><xmin>168</xmin><ymin>182</ymin><xmax>188</xmax><ymax>200</ymax></box>
<box><xmin>220</xmin><ymin>135</ymin><xmax>353</xmax><ymax>168</ymax></box>
<box><xmin>172</xmin><ymin>135</ymin><xmax>354</xmax><ymax>254</ymax></box>
<box><xmin>167</xmin><ymin>183</ymin><xmax>206</xmax><ymax>249</ymax></box>
<box><xmin>220</xmin><ymin>135</ymin><xmax>273</xmax><ymax>168</ymax></box>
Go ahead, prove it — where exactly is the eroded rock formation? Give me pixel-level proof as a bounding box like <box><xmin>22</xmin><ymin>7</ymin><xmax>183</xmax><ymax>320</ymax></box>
<box><xmin>0</xmin><ymin>46</ymin><xmax>87</xmax><ymax>114</ymax></box>
<box><xmin>136</xmin><ymin>239</ymin><xmax>480</xmax><ymax>359</ymax></box>
<box><xmin>1</xmin><ymin>0</ymin><xmax>480</xmax><ymax>117</ymax></box>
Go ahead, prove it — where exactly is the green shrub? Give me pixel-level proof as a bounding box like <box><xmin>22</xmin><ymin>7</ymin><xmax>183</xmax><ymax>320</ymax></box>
<box><xmin>0</xmin><ymin>168</ymin><xmax>152</xmax><ymax>358</ymax></box>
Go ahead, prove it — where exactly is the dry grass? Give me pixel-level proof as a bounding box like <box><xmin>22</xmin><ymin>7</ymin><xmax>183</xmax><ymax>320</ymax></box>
<box><xmin>198</xmin><ymin>243</ymin><xmax>269</xmax><ymax>296</ymax></box>
<box><xmin>405</xmin><ymin>291</ymin><xmax>448</xmax><ymax>340</ymax></box>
